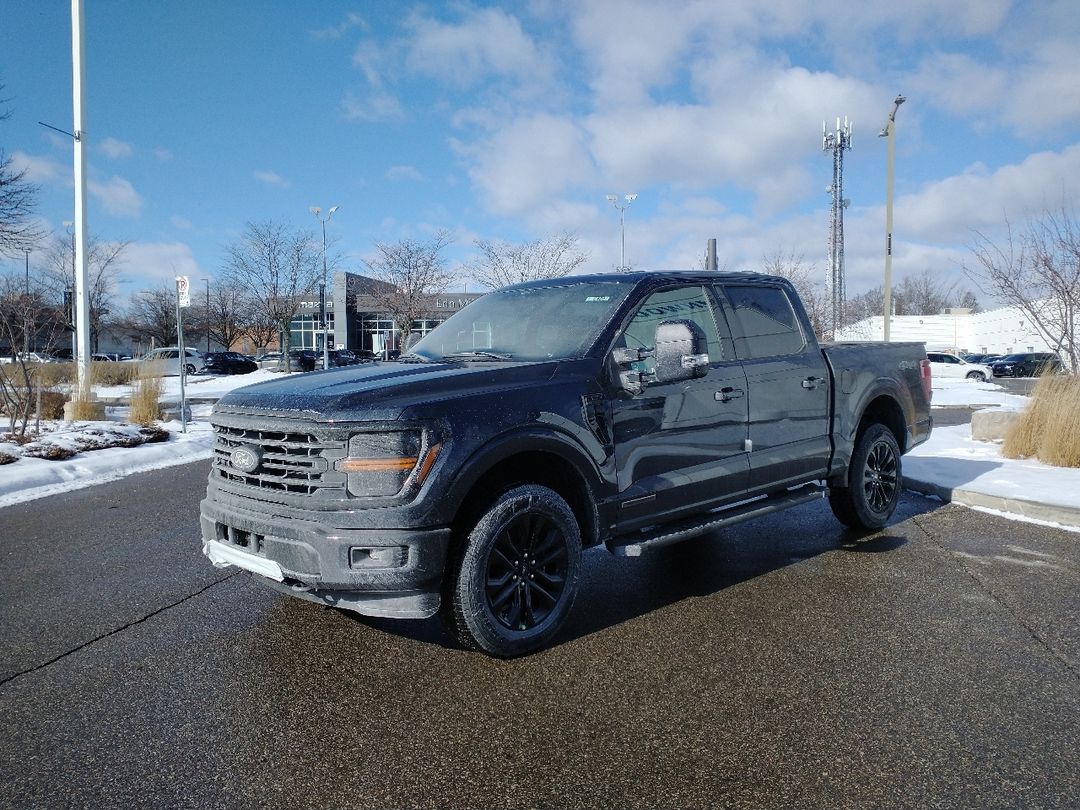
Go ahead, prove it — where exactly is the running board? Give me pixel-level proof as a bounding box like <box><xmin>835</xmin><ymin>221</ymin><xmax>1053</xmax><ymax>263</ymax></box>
<box><xmin>606</xmin><ymin>485</ymin><xmax>827</xmax><ymax>557</ymax></box>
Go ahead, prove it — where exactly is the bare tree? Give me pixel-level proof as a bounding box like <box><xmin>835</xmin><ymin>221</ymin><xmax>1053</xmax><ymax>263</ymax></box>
<box><xmin>0</xmin><ymin>271</ymin><xmax>64</xmax><ymax>436</ymax></box>
<box><xmin>124</xmin><ymin>285</ymin><xmax>180</xmax><ymax>349</ymax></box>
<box><xmin>0</xmin><ymin>84</ymin><xmax>46</xmax><ymax>258</ymax></box>
<box><xmin>964</xmin><ymin>207</ymin><xmax>1080</xmax><ymax>371</ymax></box>
<box><xmin>762</xmin><ymin>249</ymin><xmax>828</xmax><ymax>338</ymax></box>
<box><xmin>363</xmin><ymin>230</ymin><xmax>455</xmax><ymax>344</ymax></box>
<box><xmin>43</xmin><ymin>232</ymin><xmax>126</xmax><ymax>351</ymax></box>
<box><xmin>237</xmin><ymin>302</ymin><xmax>279</xmax><ymax>355</ymax></box>
<box><xmin>222</xmin><ymin>220</ymin><xmax>321</xmax><ymax>371</ymax></box>
<box><xmin>199</xmin><ymin>282</ymin><xmax>248</xmax><ymax>352</ymax></box>
<box><xmin>469</xmin><ymin>232</ymin><xmax>588</xmax><ymax>290</ymax></box>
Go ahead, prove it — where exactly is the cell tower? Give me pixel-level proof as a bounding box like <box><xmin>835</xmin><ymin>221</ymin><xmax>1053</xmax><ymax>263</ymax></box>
<box><xmin>823</xmin><ymin>116</ymin><xmax>852</xmax><ymax>337</ymax></box>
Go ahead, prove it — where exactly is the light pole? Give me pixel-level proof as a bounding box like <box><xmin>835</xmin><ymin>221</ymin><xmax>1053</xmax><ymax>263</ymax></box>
<box><xmin>201</xmin><ymin>278</ymin><xmax>210</xmax><ymax>352</ymax></box>
<box><xmin>606</xmin><ymin>193</ymin><xmax>637</xmax><ymax>270</ymax></box>
<box><xmin>879</xmin><ymin>94</ymin><xmax>905</xmax><ymax>342</ymax></box>
<box><xmin>23</xmin><ymin>250</ymin><xmax>30</xmax><ymax>358</ymax></box>
<box><xmin>63</xmin><ymin>221</ymin><xmax>75</xmax><ymax>361</ymax></box>
<box><xmin>309</xmin><ymin>204</ymin><xmax>339</xmax><ymax>371</ymax></box>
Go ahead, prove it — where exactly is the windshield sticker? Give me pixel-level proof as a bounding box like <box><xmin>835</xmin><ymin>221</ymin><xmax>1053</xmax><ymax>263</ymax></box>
<box><xmin>585</xmin><ymin>296</ymin><xmax>611</xmax><ymax>302</ymax></box>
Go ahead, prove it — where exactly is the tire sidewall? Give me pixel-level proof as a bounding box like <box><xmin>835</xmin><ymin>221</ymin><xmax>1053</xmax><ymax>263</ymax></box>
<box><xmin>454</xmin><ymin>485</ymin><xmax>582</xmax><ymax>657</ymax></box>
<box><xmin>848</xmin><ymin>424</ymin><xmax>902</xmax><ymax>529</ymax></box>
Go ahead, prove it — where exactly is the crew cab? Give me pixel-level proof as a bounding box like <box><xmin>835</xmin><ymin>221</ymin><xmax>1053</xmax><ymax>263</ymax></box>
<box><xmin>201</xmin><ymin>272</ymin><xmax>932</xmax><ymax>656</ymax></box>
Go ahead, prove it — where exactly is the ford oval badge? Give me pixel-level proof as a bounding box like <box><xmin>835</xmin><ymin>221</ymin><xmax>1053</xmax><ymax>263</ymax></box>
<box><xmin>230</xmin><ymin>445</ymin><xmax>262</xmax><ymax>474</ymax></box>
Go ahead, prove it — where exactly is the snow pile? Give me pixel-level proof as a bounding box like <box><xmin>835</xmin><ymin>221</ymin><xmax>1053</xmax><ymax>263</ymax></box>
<box><xmin>930</xmin><ymin>377</ymin><xmax>1027</xmax><ymax>409</ymax></box>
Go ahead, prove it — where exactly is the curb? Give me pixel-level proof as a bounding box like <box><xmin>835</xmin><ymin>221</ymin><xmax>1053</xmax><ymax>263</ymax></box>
<box><xmin>904</xmin><ymin>476</ymin><xmax>1080</xmax><ymax>530</ymax></box>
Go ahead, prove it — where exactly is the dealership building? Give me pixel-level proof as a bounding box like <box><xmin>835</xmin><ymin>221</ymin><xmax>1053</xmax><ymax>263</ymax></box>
<box><xmin>285</xmin><ymin>270</ymin><xmax>484</xmax><ymax>356</ymax></box>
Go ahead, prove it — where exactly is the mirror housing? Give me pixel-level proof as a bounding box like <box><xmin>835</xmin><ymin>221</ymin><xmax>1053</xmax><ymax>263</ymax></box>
<box><xmin>653</xmin><ymin>320</ymin><xmax>709</xmax><ymax>384</ymax></box>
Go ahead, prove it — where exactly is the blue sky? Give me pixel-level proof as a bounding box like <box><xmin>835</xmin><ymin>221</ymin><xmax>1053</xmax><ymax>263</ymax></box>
<box><xmin>2</xmin><ymin>1</ymin><xmax>1078</xmax><ymax>304</ymax></box>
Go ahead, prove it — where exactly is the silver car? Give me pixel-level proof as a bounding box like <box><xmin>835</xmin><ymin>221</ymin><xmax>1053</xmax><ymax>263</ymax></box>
<box><xmin>140</xmin><ymin>347</ymin><xmax>206</xmax><ymax>376</ymax></box>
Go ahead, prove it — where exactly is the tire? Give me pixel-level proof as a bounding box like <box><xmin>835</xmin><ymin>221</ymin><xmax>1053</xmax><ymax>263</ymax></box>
<box><xmin>185</xmin><ymin>363</ymin><xmax>196</xmax><ymax>375</ymax></box>
<box><xmin>966</xmin><ymin>371</ymin><xmax>986</xmax><ymax>381</ymax></box>
<box><xmin>829</xmin><ymin>423</ymin><xmax>902</xmax><ymax>531</ymax></box>
<box><xmin>443</xmin><ymin>485</ymin><xmax>582</xmax><ymax>657</ymax></box>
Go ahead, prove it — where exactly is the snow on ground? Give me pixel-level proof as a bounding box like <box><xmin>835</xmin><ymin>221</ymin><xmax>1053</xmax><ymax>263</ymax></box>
<box><xmin>0</xmin><ymin>370</ymin><xmax>283</xmax><ymax>508</ymax></box>
<box><xmin>1</xmin><ymin>372</ymin><xmax>1076</xmax><ymax>532</ymax></box>
<box><xmin>930</xmin><ymin>377</ymin><xmax>1028</xmax><ymax>409</ymax></box>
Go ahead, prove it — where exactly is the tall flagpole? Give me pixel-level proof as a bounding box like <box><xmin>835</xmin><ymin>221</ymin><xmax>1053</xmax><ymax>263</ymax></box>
<box><xmin>72</xmin><ymin>0</ymin><xmax>92</xmax><ymax>400</ymax></box>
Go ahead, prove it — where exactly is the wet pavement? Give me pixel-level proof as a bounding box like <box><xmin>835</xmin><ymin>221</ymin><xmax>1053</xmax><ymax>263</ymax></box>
<box><xmin>1</xmin><ymin>460</ymin><xmax>1078</xmax><ymax>809</ymax></box>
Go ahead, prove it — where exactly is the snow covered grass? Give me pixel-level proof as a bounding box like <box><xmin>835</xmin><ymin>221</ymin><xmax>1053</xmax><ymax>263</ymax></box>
<box><xmin>930</xmin><ymin>376</ymin><xmax>1027</xmax><ymax>409</ymax></box>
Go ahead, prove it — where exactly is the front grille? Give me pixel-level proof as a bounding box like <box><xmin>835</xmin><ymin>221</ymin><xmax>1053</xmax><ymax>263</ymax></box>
<box><xmin>213</xmin><ymin>423</ymin><xmax>348</xmax><ymax>496</ymax></box>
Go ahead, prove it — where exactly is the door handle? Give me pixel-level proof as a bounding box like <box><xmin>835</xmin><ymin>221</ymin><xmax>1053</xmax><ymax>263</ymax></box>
<box><xmin>714</xmin><ymin>387</ymin><xmax>745</xmax><ymax>402</ymax></box>
<box><xmin>801</xmin><ymin>376</ymin><xmax>824</xmax><ymax>389</ymax></box>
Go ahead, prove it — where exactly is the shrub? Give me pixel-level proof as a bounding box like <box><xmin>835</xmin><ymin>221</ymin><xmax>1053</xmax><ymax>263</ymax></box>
<box><xmin>1002</xmin><ymin>373</ymin><xmax>1080</xmax><ymax>468</ymax></box>
<box><xmin>130</xmin><ymin>371</ymin><xmax>165</xmax><ymax>425</ymax></box>
<box><xmin>92</xmin><ymin>361</ymin><xmax>138</xmax><ymax>386</ymax></box>
<box><xmin>37</xmin><ymin>391</ymin><xmax>68</xmax><ymax>420</ymax></box>
<box><xmin>22</xmin><ymin>443</ymin><xmax>78</xmax><ymax>461</ymax></box>
<box><xmin>0</xmin><ymin>451</ymin><xmax>16</xmax><ymax>465</ymax></box>
<box><xmin>138</xmin><ymin>425</ymin><xmax>170</xmax><ymax>443</ymax></box>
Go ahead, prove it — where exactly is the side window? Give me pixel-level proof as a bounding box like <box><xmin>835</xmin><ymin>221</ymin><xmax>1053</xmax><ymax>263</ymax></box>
<box><xmin>721</xmin><ymin>284</ymin><xmax>807</xmax><ymax>359</ymax></box>
<box><xmin>619</xmin><ymin>286</ymin><xmax>726</xmax><ymax>372</ymax></box>
<box><xmin>166</xmin><ymin>350</ymin><xmax>178</xmax><ymax>359</ymax></box>
<box><xmin>927</xmin><ymin>353</ymin><xmax>942</xmax><ymax>362</ymax></box>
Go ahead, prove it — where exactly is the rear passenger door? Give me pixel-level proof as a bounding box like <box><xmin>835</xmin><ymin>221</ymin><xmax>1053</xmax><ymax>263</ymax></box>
<box><xmin>714</xmin><ymin>283</ymin><xmax>831</xmax><ymax>491</ymax></box>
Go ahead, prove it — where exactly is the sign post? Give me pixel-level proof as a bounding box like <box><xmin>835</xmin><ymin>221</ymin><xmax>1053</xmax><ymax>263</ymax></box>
<box><xmin>176</xmin><ymin>275</ymin><xmax>190</xmax><ymax>433</ymax></box>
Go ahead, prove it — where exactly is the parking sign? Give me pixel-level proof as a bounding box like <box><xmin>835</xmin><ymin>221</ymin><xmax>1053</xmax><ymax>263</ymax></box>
<box><xmin>176</xmin><ymin>275</ymin><xmax>191</xmax><ymax>308</ymax></box>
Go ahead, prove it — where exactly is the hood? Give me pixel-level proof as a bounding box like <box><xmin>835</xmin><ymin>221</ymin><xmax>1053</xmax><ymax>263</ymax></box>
<box><xmin>214</xmin><ymin>359</ymin><xmax>557</xmax><ymax>422</ymax></box>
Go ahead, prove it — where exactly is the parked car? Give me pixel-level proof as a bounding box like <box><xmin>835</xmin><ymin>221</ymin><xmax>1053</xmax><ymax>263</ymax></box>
<box><xmin>926</xmin><ymin>351</ymin><xmax>994</xmax><ymax>381</ymax></box>
<box><xmin>92</xmin><ymin>352</ymin><xmax>130</xmax><ymax>362</ymax></box>
<box><xmin>254</xmin><ymin>352</ymin><xmax>282</xmax><ymax>370</ymax></box>
<box><xmin>203</xmin><ymin>351</ymin><xmax>258</xmax><ymax>375</ymax></box>
<box><xmin>202</xmin><ymin>270</ymin><xmax>933</xmax><ymax>656</ymax></box>
<box><xmin>325</xmin><ymin>349</ymin><xmax>365</xmax><ymax>367</ymax></box>
<box><xmin>990</xmin><ymin>352</ymin><xmax>1064</xmax><ymax>378</ymax></box>
<box><xmin>288</xmin><ymin>349</ymin><xmax>319</xmax><ymax>372</ymax></box>
<box><xmin>140</xmin><ymin>347</ymin><xmax>206</xmax><ymax>376</ymax></box>
<box><xmin>14</xmin><ymin>351</ymin><xmax>60</xmax><ymax>364</ymax></box>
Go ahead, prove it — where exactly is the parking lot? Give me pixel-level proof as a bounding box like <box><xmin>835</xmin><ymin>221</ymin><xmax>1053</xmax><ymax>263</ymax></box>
<box><xmin>1</xmin><ymin>459</ymin><xmax>1078</xmax><ymax>809</ymax></box>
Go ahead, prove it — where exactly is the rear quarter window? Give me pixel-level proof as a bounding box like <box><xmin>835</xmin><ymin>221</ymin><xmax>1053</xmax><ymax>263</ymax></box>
<box><xmin>721</xmin><ymin>284</ymin><xmax>807</xmax><ymax>359</ymax></box>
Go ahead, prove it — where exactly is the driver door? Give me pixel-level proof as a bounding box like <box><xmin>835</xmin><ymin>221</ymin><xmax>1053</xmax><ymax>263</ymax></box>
<box><xmin>609</xmin><ymin>285</ymin><xmax>750</xmax><ymax>532</ymax></box>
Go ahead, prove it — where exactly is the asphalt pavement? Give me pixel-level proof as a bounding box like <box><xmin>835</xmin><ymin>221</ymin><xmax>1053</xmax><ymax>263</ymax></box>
<box><xmin>1</xmin><ymin>459</ymin><xmax>1077</xmax><ymax>809</ymax></box>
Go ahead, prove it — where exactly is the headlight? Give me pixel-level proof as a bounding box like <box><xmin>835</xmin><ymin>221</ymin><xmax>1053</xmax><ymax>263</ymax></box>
<box><xmin>335</xmin><ymin>431</ymin><xmax>442</xmax><ymax>496</ymax></box>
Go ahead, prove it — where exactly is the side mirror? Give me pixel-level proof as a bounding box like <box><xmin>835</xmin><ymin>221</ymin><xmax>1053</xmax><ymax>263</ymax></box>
<box><xmin>653</xmin><ymin>319</ymin><xmax>709</xmax><ymax>383</ymax></box>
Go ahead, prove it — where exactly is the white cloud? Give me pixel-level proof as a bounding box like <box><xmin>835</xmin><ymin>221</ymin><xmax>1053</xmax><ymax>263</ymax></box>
<box><xmin>98</xmin><ymin>137</ymin><xmax>134</xmax><ymax>159</ymax></box>
<box><xmin>153</xmin><ymin>147</ymin><xmax>173</xmax><ymax>161</ymax></box>
<box><xmin>456</xmin><ymin>113</ymin><xmax>596</xmax><ymax>216</ymax></box>
<box><xmin>10</xmin><ymin>151</ymin><xmax>66</xmax><ymax>184</ymax></box>
<box><xmin>88</xmin><ymin>176</ymin><xmax>143</xmax><ymax>217</ymax></box>
<box><xmin>386</xmin><ymin>165</ymin><xmax>425</xmax><ymax>182</ymax></box>
<box><xmin>119</xmin><ymin>242</ymin><xmax>200</xmax><ymax>287</ymax></box>
<box><xmin>404</xmin><ymin>6</ymin><xmax>554</xmax><ymax>92</ymax></box>
<box><xmin>341</xmin><ymin>90</ymin><xmax>405</xmax><ymax>122</ymax></box>
<box><xmin>170</xmin><ymin>215</ymin><xmax>193</xmax><ymax>230</ymax></box>
<box><xmin>253</xmin><ymin>170</ymin><xmax>290</xmax><ymax>188</ymax></box>
<box><xmin>312</xmin><ymin>11</ymin><xmax>368</xmax><ymax>40</ymax></box>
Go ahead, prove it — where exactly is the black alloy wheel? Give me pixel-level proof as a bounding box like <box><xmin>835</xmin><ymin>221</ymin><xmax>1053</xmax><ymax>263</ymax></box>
<box><xmin>485</xmin><ymin>511</ymin><xmax>569</xmax><ymax>632</ymax></box>
<box><xmin>443</xmin><ymin>484</ymin><xmax>582</xmax><ymax>657</ymax></box>
<box><xmin>862</xmin><ymin>437</ymin><xmax>899</xmax><ymax>514</ymax></box>
<box><xmin>829</xmin><ymin>423</ymin><xmax>902</xmax><ymax>531</ymax></box>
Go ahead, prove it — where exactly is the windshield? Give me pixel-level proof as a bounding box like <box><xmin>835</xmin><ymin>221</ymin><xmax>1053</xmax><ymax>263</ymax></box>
<box><xmin>410</xmin><ymin>280</ymin><xmax>633</xmax><ymax>362</ymax></box>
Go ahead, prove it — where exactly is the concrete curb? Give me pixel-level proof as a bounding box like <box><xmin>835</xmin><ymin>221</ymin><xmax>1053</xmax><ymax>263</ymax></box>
<box><xmin>904</xmin><ymin>476</ymin><xmax>1080</xmax><ymax>530</ymax></box>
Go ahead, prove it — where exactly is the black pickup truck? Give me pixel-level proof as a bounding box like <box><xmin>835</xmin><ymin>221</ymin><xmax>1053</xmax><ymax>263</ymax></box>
<box><xmin>201</xmin><ymin>272</ymin><xmax>932</xmax><ymax>656</ymax></box>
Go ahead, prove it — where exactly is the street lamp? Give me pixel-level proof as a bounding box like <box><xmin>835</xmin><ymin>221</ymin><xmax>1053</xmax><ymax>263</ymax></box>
<box><xmin>63</xmin><ymin>221</ymin><xmax>75</xmax><ymax>361</ymax></box>
<box><xmin>201</xmin><ymin>278</ymin><xmax>210</xmax><ymax>352</ymax></box>
<box><xmin>309</xmin><ymin>204</ymin><xmax>339</xmax><ymax>371</ymax></box>
<box><xmin>606</xmin><ymin>193</ymin><xmax>637</xmax><ymax>270</ymax></box>
<box><xmin>879</xmin><ymin>94</ymin><xmax>905</xmax><ymax>342</ymax></box>
<box><xmin>23</xmin><ymin>249</ymin><xmax>30</xmax><ymax>358</ymax></box>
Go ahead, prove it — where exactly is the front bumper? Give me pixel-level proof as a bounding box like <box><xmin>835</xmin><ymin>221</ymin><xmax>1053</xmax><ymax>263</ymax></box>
<box><xmin>200</xmin><ymin>497</ymin><xmax>451</xmax><ymax>619</ymax></box>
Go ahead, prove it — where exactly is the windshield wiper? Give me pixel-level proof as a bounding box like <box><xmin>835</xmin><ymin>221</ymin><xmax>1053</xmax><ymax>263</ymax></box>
<box><xmin>440</xmin><ymin>350</ymin><xmax>514</xmax><ymax>361</ymax></box>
